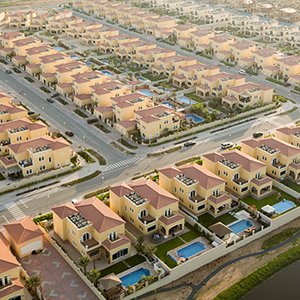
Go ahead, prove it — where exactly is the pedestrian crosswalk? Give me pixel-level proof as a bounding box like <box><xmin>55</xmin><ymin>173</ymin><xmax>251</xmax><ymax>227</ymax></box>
<box><xmin>104</xmin><ymin>155</ymin><xmax>144</xmax><ymax>172</ymax></box>
<box><xmin>5</xmin><ymin>202</ymin><xmax>26</xmax><ymax>220</ymax></box>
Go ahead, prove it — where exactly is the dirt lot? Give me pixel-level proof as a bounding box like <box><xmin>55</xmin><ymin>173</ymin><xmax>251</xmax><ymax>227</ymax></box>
<box><xmin>144</xmin><ymin>218</ymin><xmax>300</xmax><ymax>300</ymax></box>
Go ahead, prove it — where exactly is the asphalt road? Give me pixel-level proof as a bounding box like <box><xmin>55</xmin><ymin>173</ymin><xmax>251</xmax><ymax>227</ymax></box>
<box><xmin>0</xmin><ymin>107</ymin><xmax>297</xmax><ymax>227</ymax></box>
<box><xmin>0</xmin><ymin>68</ymin><xmax>127</xmax><ymax>164</ymax></box>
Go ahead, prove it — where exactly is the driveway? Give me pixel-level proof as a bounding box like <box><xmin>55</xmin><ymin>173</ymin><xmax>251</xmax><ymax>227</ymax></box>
<box><xmin>20</xmin><ymin>238</ymin><xmax>97</xmax><ymax>300</ymax></box>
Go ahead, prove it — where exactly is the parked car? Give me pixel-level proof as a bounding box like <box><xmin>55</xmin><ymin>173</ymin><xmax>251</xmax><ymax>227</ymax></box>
<box><xmin>253</xmin><ymin>131</ymin><xmax>264</xmax><ymax>138</ymax></box>
<box><xmin>65</xmin><ymin>131</ymin><xmax>74</xmax><ymax>137</ymax></box>
<box><xmin>5</xmin><ymin>69</ymin><xmax>12</xmax><ymax>74</ymax></box>
<box><xmin>27</xmin><ymin>111</ymin><xmax>35</xmax><ymax>115</ymax></box>
<box><xmin>47</xmin><ymin>98</ymin><xmax>55</xmax><ymax>103</ymax></box>
<box><xmin>51</xmin><ymin>93</ymin><xmax>59</xmax><ymax>98</ymax></box>
<box><xmin>221</xmin><ymin>142</ymin><xmax>234</xmax><ymax>149</ymax></box>
<box><xmin>87</xmin><ymin>117</ymin><xmax>98</xmax><ymax>124</ymax></box>
<box><xmin>238</xmin><ymin>69</ymin><xmax>246</xmax><ymax>75</ymax></box>
<box><xmin>184</xmin><ymin>141</ymin><xmax>196</xmax><ymax>147</ymax></box>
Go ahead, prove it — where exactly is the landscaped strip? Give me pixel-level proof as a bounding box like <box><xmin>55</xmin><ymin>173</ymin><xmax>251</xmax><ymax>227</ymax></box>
<box><xmin>61</xmin><ymin>170</ymin><xmax>101</xmax><ymax>187</ymax></box>
<box><xmin>215</xmin><ymin>243</ymin><xmax>300</xmax><ymax>300</ymax></box>
<box><xmin>86</xmin><ymin>149</ymin><xmax>106</xmax><ymax>165</ymax></box>
<box><xmin>262</xmin><ymin>227</ymin><xmax>299</xmax><ymax>249</ymax></box>
<box><xmin>77</xmin><ymin>150</ymin><xmax>95</xmax><ymax>163</ymax></box>
<box><xmin>118</xmin><ymin>138</ymin><xmax>138</xmax><ymax>150</ymax></box>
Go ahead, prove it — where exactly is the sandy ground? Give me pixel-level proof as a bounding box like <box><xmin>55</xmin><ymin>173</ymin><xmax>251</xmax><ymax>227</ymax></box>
<box><xmin>145</xmin><ymin>218</ymin><xmax>300</xmax><ymax>300</ymax></box>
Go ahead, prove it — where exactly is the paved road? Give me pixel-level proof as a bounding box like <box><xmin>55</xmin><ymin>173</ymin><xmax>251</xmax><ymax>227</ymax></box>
<box><xmin>0</xmin><ymin>108</ymin><xmax>297</xmax><ymax>227</ymax></box>
<box><xmin>0</xmin><ymin>68</ymin><xmax>127</xmax><ymax>164</ymax></box>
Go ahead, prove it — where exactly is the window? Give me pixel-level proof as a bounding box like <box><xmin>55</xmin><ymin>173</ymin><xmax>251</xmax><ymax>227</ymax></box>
<box><xmin>233</xmin><ymin>173</ymin><xmax>239</xmax><ymax>180</ymax></box>
<box><xmin>112</xmin><ymin>248</ymin><xmax>128</xmax><ymax>260</ymax></box>
<box><xmin>109</xmin><ymin>231</ymin><xmax>117</xmax><ymax>241</ymax></box>
<box><xmin>197</xmin><ymin>204</ymin><xmax>205</xmax><ymax>210</ymax></box>
<box><xmin>190</xmin><ymin>190</ymin><xmax>196</xmax><ymax>198</ymax></box>
<box><xmin>255</xmin><ymin>172</ymin><xmax>261</xmax><ymax>179</ymax></box>
<box><xmin>81</xmin><ymin>232</ymin><xmax>91</xmax><ymax>242</ymax></box>
<box><xmin>147</xmin><ymin>225</ymin><xmax>156</xmax><ymax>232</ymax></box>
<box><xmin>164</xmin><ymin>208</ymin><xmax>172</xmax><ymax>217</ymax></box>
<box><xmin>213</xmin><ymin>189</ymin><xmax>219</xmax><ymax>197</ymax></box>
<box><xmin>241</xmin><ymin>186</ymin><xmax>248</xmax><ymax>192</ymax></box>
<box><xmin>139</xmin><ymin>209</ymin><xmax>147</xmax><ymax>218</ymax></box>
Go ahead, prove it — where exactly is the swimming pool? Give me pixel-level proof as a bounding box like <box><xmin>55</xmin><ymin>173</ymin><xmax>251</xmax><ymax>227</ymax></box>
<box><xmin>186</xmin><ymin>113</ymin><xmax>205</xmax><ymax>124</ymax></box>
<box><xmin>100</xmin><ymin>70</ymin><xmax>113</xmax><ymax>76</ymax></box>
<box><xmin>177</xmin><ymin>96</ymin><xmax>196</xmax><ymax>105</ymax></box>
<box><xmin>120</xmin><ymin>268</ymin><xmax>150</xmax><ymax>287</ymax></box>
<box><xmin>176</xmin><ymin>242</ymin><xmax>206</xmax><ymax>259</ymax></box>
<box><xmin>70</xmin><ymin>54</ymin><xmax>81</xmax><ymax>60</ymax></box>
<box><xmin>272</xmin><ymin>200</ymin><xmax>296</xmax><ymax>214</ymax></box>
<box><xmin>162</xmin><ymin>101</ymin><xmax>174</xmax><ymax>109</ymax></box>
<box><xmin>228</xmin><ymin>219</ymin><xmax>254</xmax><ymax>234</ymax></box>
<box><xmin>54</xmin><ymin>46</ymin><xmax>65</xmax><ymax>51</ymax></box>
<box><xmin>139</xmin><ymin>89</ymin><xmax>153</xmax><ymax>97</ymax></box>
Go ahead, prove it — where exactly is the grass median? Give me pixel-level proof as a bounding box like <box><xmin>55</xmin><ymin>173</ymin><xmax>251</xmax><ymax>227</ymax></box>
<box><xmin>61</xmin><ymin>170</ymin><xmax>101</xmax><ymax>187</ymax></box>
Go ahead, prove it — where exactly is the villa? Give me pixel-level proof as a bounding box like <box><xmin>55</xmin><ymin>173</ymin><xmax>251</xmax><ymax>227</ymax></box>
<box><xmin>52</xmin><ymin>197</ymin><xmax>131</xmax><ymax>263</ymax></box>
<box><xmin>241</xmin><ymin>137</ymin><xmax>300</xmax><ymax>182</ymax></box>
<box><xmin>159</xmin><ymin>163</ymin><xmax>234</xmax><ymax>216</ymax></box>
<box><xmin>110</xmin><ymin>179</ymin><xmax>185</xmax><ymax>236</ymax></box>
<box><xmin>275</xmin><ymin>126</ymin><xmax>300</xmax><ymax>148</ymax></box>
<box><xmin>202</xmin><ymin>150</ymin><xmax>273</xmax><ymax>198</ymax></box>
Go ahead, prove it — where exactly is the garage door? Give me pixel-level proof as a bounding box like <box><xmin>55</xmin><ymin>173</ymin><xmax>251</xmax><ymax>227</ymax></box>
<box><xmin>20</xmin><ymin>240</ymin><xmax>43</xmax><ymax>256</ymax></box>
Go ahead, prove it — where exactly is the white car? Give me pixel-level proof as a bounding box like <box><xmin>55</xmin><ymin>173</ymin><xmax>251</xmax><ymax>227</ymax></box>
<box><xmin>238</xmin><ymin>69</ymin><xmax>246</xmax><ymax>75</ymax></box>
<box><xmin>221</xmin><ymin>142</ymin><xmax>234</xmax><ymax>149</ymax></box>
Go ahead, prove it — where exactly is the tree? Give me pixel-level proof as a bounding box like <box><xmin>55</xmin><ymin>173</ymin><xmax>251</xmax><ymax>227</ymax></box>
<box><xmin>87</xmin><ymin>268</ymin><xmax>101</xmax><ymax>286</ymax></box>
<box><xmin>78</xmin><ymin>256</ymin><xmax>91</xmax><ymax>275</ymax></box>
<box><xmin>26</xmin><ymin>275</ymin><xmax>43</xmax><ymax>299</ymax></box>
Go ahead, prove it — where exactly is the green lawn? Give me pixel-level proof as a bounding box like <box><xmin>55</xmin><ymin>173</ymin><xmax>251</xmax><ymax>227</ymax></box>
<box><xmin>142</xmin><ymin>72</ymin><xmax>167</xmax><ymax>82</ymax></box>
<box><xmin>242</xmin><ymin>188</ymin><xmax>299</xmax><ymax>210</ymax></box>
<box><xmin>180</xmin><ymin>223</ymin><xmax>201</xmax><ymax>242</ymax></box>
<box><xmin>100</xmin><ymin>254</ymin><xmax>145</xmax><ymax>278</ymax></box>
<box><xmin>184</xmin><ymin>92</ymin><xmax>206</xmax><ymax>103</ymax></box>
<box><xmin>156</xmin><ymin>237</ymin><xmax>184</xmax><ymax>268</ymax></box>
<box><xmin>283</xmin><ymin>179</ymin><xmax>300</xmax><ymax>193</ymax></box>
<box><xmin>198</xmin><ymin>212</ymin><xmax>237</xmax><ymax>228</ymax></box>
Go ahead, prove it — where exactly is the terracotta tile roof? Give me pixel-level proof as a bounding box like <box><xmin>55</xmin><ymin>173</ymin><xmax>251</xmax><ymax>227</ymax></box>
<box><xmin>52</xmin><ymin>202</ymin><xmax>78</xmax><ymax>219</ymax></box>
<box><xmin>75</xmin><ymin>197</ymin><xmax>125</xmax><ymax>232</ymax></box>
<box><xmin>208</xmin><ymin>193</ymin><xmax>231</xmax><ymax>204</ymax></box>
<box><xmin>0</xmin><ymin>156</ymin><xmax>17</xmax><ymax>166</ymax></box>
<box><xmin>14</xmin><ymin>37</ymin><xmax>39</xmax><ymax>47</ymax></box>
<box><xmin>253</xmin><ymin>48</ymin><xmax>277</xmax><ymax>57</ymax></box>
<box><xmin>26</xmin><ymin>45</ymin><xmax>52</xmax><ymax>55</ymax></box>
<box><xmin>0</xmin><ymin>233</ymin><xmax>20</xmax><ymax>273</ymax></box>
<box><xmin>117</xmin><ymin>120</ymin><xmax>136</xmax><ymax>129</ymax></box>
<box><xmin>4</xmin><ymin>216</ymin><xmax>43</xmax><ymax>244</ymax></box>
<box><xmin>102</xmin><ymin>234</ymin><xmax>130</xmax><ymax>251</ymax></box>
<box><xmin>95</xmin><ymin>106</ymin><xmax>113</xmax><ymax>113</ymax></box>
<box><xmin>159</xmin><ymin>214</ymin><xmax>184</xmax><ymax>226</ymax></box>
<box><xmin>251</xmin><ymin>176</ymin><xmax>272</xmax><ymax>186</ymax></box>
<box><xmin>159</xmin><ymin>165</ymin><xmax>182</xmax><ymax>178</ymax></box>
<box><xmin>0</xmin><ymin>118</ymin><xmax>46</xmax><ymax>133</ymax></box>
<box><xmin>276</xmin><ymin>126</ymin><xmax>300</xmax><ymax>136</ymax></box>
<box><xmin>210</xmin><ymin>34</ymin><xmax>233</xmax><ymax>43</ymax></box>
<box><xmin>135</xmin><ymin>105</ymin><xmax>173</xmax><ymax>118</ymax></box>
<box><xmin>9</xmin><ymin>136</ymin><xmax>69</xmax><ymax>154</ymax></box>
<box><xmin>113</xmin><ymin>179</ymin><xmax>179</xmax><ymax>209</ymax></box>
<box><xmin>242</xmin><ymin>137</ymin><xmax>300</xmax><ymax>157</ymax></box>
<box><xmin>0</xmin><ymin>103</ymin><xmax>27</xmax><ymax>114</ymax></box>
<box><xmin>0</xmin><ymin>31</ymin><xmax>24</xmax><ymax>40</ymax></box>
<box><xmin>231</xmin><ymin>41</ymin><xmax>253</xmax><ymax>50</ymax></box>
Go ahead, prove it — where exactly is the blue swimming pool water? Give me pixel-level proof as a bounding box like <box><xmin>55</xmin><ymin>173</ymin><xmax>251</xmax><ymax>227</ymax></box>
<box><xmin>228</xmin><ymin>219</ymin><xmax>254</xmax><ymax>234</ymax></box>
<box><xmin>272</xmin><ymin>200</ymin><xmax>296</xmax><ymax>214</ymax></box>
<box><xmin>120</xmin><ymin>268</ymin><xmax>150</xmax><ymax>287</ymax></box>
<box><xmin>177</xmin><ymin>96</ymin><xmax>196</xmax><ymax>105</ymax></box>
<box><xmin>70</xmin><ymin>54</ymin><xmax>81</xmax><ymax>60</ymax></box>
<box><xmin>176</xmin><ymin>242</ymin><xmax>206</xmax><ymax>259</ymax></box>
<box><xmin>186</xmin><ymin>113</ymin><xmax>205</xmax><ymax>124</ymax></box>
<box><xmin>162</xmin><ymin>101</ymin><xmax>174</xmax><ymax>109</ymax></box>
<box><xmin>100</xmin><ymin>70</ymin><xmax>113</xmax><ymax>76</ymax></box>
<box><xmin>139</xmin><ymin>89</ymin><xmax>153</xmax><ymax>97</ymax></box>
<box><xmin>54</xmin><ymin>46</ymin><xmax>65</xmax><ymax>51</ymax></box>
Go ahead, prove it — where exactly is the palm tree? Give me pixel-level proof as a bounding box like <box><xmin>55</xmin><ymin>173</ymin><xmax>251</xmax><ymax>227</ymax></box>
<box><xmin>78</xmin><ymin>256</ymin><xmax>91</xmax><ymax>275</ymax></box>
<box><xmin>87</xmin><ymin>268</ymin><xmax>101</xmax><ymax>286</ymax></box>
<box><xmin>26</xmin><ymin>275</ymin><xmax>43</xmax><ymax>299</ymax></box>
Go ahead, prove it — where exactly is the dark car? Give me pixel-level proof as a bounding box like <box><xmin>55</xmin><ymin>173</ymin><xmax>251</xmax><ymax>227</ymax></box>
<box><xmin>65</xmin><ymin>131</ymin><xmax>74</xmax><ymax>137</ymax></box>
<box><xmin>51</xmin><ymin>93</ymin><xmax>59</xmax><ymax>98</ymax></box>
<box><xmin>47</xmin><ymin>98</ymin><xmax>55</xmax><ymax>103</ymax></box>
<box><xmin>184</xmin><ymin>141</ymin><xmax>196</xmax><ymax>147</ymax></box>
<box><xmin>253</xmin><ymin>132</ymin><xmax>263</xmax><ymax>138</ymax></box>
<box><xmin>87</xmin><ymin>117</ymin><xmax>98</xmax><ymax>124</ymax></box>
<box><xmin>5</xmin><ymin>70</ymin><xmax>12</xmax><ymax>74</ymax></box>
<box><xmin>27</xmin><ymin>111</ymin><xmax>35</xmax><ymax>116</ymax></box>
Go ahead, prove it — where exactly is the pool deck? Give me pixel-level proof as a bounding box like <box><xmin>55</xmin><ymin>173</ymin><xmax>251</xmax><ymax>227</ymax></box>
<box><xmin>117</xmin><ymin>262</ymin><xmax>156</xmax><ymax>283</ymax></box>
<box><xmin>167</xmin><ymin>237</ymin><xmax>212</xmax><ymax>265</ymax></box>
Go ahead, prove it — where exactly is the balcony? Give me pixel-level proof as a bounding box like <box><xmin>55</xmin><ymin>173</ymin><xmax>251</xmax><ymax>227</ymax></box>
<box><xmin>233</xmin><ymin>177</ymin><xmax>248</xmax><ymax>185</ymax></box>
<box><xmin>0</xmin><ymin>139</ymin><xmax>10</xmax><ymax>146</ymax></box>
<box><xmin>272</xmin><ymin>161</ymin><xmax>286</xmax><ymax>169</ymax></box>
<box><xmin>19</xmin><ymin>159</ymin><xmax>33</xmax><ymax>168</ymax></box>
<box><xmin>239</xmin><ymin>95</ymin><xmax>251</xmax><ymax>103</ymax></box>
<box><xmin>139</xmin><ymin>215</ymin><xmax>156</xmax><ymax>225</ymax></box>
<box><xmin>189</xmin><ymin>195</ymin><xmax>205</xmax><ymax>203</ymax></box>
<box><xmin>81</xmin><ymin>238</ymin><xmax>100</xmax><ymax>250</ymax></box>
